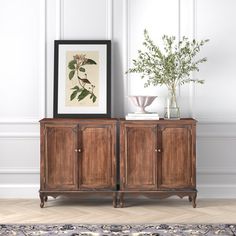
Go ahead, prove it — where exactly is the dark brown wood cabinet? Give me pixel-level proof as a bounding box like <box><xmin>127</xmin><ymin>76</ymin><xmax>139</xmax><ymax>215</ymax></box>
<box><xmin>39</xmin><ymin>118</ymin><xmax>197</xmax><ymax>208</ymax></box>
<box><xmin>119</xmin><ymin>119</ymin><xmax>197</xmax><ymax>208</ymax></box>
<box><xmin>39</xmin><ymin>118</ymin><xmax>117</xmax><ymax>208</ymax></box>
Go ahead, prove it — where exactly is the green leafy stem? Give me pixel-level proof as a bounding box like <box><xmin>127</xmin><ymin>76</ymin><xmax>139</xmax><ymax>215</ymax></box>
<box><xmin>68</xmin><ymin>55</ymin><xmax>97</xmax><ymax>103</ymax></box>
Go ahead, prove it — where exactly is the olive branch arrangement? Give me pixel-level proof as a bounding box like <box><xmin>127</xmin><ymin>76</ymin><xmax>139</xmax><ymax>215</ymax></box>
<box><xmin>68</xmin><ymin>54</ymin><xmax>97</xmax><ymax>103</ymax></box>
<box><xmin>127</xmin><ymin>29</ymin><xmax>209</xmax><ymax>106</ymax></box>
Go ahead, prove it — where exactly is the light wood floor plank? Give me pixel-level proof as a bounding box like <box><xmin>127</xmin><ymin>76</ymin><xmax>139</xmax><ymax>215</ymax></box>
<box><xmin>0</xmin><ymin>198</ymin><xmax>236</xmax><ymax>224</ymax></box>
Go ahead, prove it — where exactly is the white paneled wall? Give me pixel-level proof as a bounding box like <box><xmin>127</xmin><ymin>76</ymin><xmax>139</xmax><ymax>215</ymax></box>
<box><xmin>0</xmin><ymin>0</ymin><xmax>236</xmax><ymax>198</ymax></box>
<box><xmin>194</xmin><ymin>0</ymin><xmax>236</xmax><ymax>122</ymax></box>
<box><xmin>0</xmin><ymin>0</ymin><xmax>45</xmax><ymax>197</ymax></box>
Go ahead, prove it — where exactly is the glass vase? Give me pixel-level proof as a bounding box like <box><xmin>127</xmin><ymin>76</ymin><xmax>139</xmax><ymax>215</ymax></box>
<box><xmin>164</xmin><ymin>87</ymin><xmax>180</xmax><ymax>119</ymax></box>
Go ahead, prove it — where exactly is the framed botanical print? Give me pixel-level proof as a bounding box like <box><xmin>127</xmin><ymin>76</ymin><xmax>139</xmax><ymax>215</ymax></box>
<box><xmin>53</xmin><ymin>40</ymin><xmax>111</xmax><ymax>118</ymax></box>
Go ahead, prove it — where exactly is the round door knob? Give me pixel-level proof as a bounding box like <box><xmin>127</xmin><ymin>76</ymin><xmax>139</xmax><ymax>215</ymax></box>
<box><xmin>157</xmin><ymin>149</ymin><xmax>161</xmax><ymax>153</ymax></box>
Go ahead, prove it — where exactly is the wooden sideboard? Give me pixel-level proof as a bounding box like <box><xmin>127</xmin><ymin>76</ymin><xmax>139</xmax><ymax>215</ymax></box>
<box><xmin>119</xmin><ymin>118</ymin><xmax>197</xmax><ymax>208</ymax></box>
<box><xmin>39</xmin><ymin>118</ymin><xmax>197</xmax><ymax>208</ymax></box>
<box><xmin>39</xmin><ymin>118</ymin><xmax>117</xmax><ymax>208</ymax></box>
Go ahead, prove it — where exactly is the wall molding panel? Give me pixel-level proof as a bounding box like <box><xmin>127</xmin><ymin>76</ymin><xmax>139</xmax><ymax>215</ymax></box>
<box><xmin>59</xmin><ymin>0</ymin><xmax>64</xmax><ymax>39</ymax></box>
<box><xmin>0</xmin><ymin>119</ymin><xmax>39</xmax><ymax>124</ymax></box>
<box><xmin>0</xmin><ymin>133</ymin><xmax>39</xmax><ymax>139</ymax></box>
<box><xmin>198</xmin><ymin>184</ymin><xmax>236</xmax><ymax>198</ymax></box>
<box><xmin>198</xmin><ymin>168</ymin><xmax>236</xmax><ymax>175</ymax></box>
<box><xmin>106</xmin><ymin>0</ymin><xmax>113</xmax><ymax>40</ymax></box>
<box><xmin>0</xmin><ymin>168</ymin><xmax>39</xmax><ymax>174</ymax></box>
<box><xmin>0</xmin><ymin>184</ymin><xmax>39</xmax><ymax>198</ymax></box>
<box><xmin>39</xmin><ymin>0</ymin><xmax>47</xmax><ymax>119</ymax></box>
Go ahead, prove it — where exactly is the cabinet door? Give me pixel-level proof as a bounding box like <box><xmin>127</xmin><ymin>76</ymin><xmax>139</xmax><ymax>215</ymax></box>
<box><xmin>42</xmin><ymin>124</ymin><xmax>78</xmax><ymax>190</ymax></box>
<box><xmin>159</xmin><ymin>125</ymin><xmax>195</xmax><ymax>189</ymax></box>
<box><xmin>120</xmin><ymin>124</ymin><xmax>157</xmax><ymax>190</ymax></box>
<box><xmin>78</xmin><ymin>124</ymin><xmax>116</xmax><ymax>190</ymax></box>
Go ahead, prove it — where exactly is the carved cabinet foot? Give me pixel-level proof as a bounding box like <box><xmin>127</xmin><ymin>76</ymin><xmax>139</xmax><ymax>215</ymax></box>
<box><xmin>39</xmin><ymin>193</ymin><xmax>48</xmax><ymax>208</ymax></box>
<box><xmin>39</xmin><ymin>193</ymin><xmax>45</xmax><ymax>208</ymax></box>
<box><xmin>191</xmin><ymin>193</ymin><xmax>197</xmax><ymax>208</ymax></box>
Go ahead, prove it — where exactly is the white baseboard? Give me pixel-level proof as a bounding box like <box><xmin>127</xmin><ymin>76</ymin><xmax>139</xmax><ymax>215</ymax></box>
<box><xmin>0</xmin><ymin>184</ymin><xmax>40</xmax><ymax>198</ymax></box>
<box><xmin>197</xmin><ymin>184</ymin><xmax>236</xmax><ymax>198</ymax></box>
<box><xmin>0</xmin><ymin>184</ymin><xmax>236</xmax><ymax>199</ymax></box>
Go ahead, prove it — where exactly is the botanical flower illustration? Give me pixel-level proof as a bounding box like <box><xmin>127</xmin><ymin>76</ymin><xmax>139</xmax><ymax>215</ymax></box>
<box><xmin>68</xmin><ymin>54</ymin><xmax>97</xmax><ymax>103</ymax></box>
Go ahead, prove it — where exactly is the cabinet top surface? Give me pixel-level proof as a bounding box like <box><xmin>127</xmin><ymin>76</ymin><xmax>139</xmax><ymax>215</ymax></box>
<box><xmin>40</xmin><ymin>118</ymin><xmax>197</xmax><ymax>124</ymax></box>
<box><xmin>119</xmin><ymin>118</ymin><xmax>197</xmax><ymax>124</ymax></box>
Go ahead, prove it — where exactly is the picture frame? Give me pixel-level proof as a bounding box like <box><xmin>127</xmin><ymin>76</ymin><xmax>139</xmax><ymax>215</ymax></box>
<box><xmin>53</xmin><ymin>40</ymin><xmax>111</xmax><ymax>118</ymax></box>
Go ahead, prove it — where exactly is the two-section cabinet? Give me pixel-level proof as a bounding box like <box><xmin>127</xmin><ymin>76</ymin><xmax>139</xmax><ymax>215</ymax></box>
<box><xmin>119</xmin><ymin>119</ymin><xmax>197</xmax><ymax>208</ymax></box>
<box><xmin>39</xmin><ymin>118</ymin><xmax>197</xmax><ymax>208</ymax></box>
<box><xmin>39</xmin><ymin>118</ymin><xmax>117</xmax><ymax>208</ymax></box>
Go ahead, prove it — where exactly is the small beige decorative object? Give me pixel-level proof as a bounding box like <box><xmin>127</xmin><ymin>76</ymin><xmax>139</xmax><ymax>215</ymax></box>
<box><xmin>129</xmin><ymin>96</ymin><xmax>157</xmax><ymax>113</ymax></box>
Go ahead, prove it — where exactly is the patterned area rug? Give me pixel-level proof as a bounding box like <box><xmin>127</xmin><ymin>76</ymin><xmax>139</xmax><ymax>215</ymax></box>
<box><xmin>0</xmin><ymin>224</ymin><xmax>236</xmax><ymax>236</ymax></box>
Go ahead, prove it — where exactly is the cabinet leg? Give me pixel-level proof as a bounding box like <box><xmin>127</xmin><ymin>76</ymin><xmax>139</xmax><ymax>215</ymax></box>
<box><xmin>191</xmin><ymin>193</ymin><xmax>197</xmax><ymax>208</ymax></box>
<box><xmin>112</xmin><ymin>193</ymin><xmax>117</xmax><ymax>208</ymax></box>
<box><xmin>39</xmin><ymin>193</ymin><xmax>45</xmax><ymax>208</ymax></box>
<box><xmin>119</xmin><ymin>192</ymin><xmax>125</xmax><ymax>208</ymax></box>
<box><xmin>189</xmin><ymin>196</ymin><xmax>192</xmax><ymax>202</ymax></box>
<box><xmin>44</xmin><ymin>196</ymin><xmax>48</xmax><ymax>202</ymax></box>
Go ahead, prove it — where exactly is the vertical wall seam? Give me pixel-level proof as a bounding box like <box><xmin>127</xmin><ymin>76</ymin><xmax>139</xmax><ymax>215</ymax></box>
<box><xmin>178</xmin><ymin>0</ymin><xmax>181</xmax><ymax>42</ymax></box>
<box><xmin>178</xmin><ymin>0</ymin><xmax>181</xmax><ymax>97</ymax></box>
<box><xmin>44</xmin><ymin>0</ymin><xmax>47</xmax><ymax>118</ymax></box>
<box><xmin>55</xmin><ymin>0</ymin><xmax>61</xmax><ymax>39</ymax></box>
<box><xmin>191</xmin><ymin>0</ymin><xmax>197</xmax><ymax>118</ymax></box>
<box><xmin>123</xmin><ymin>0</ymin><xmax>129</xmax><ymax>115</ymax></box>
<box><xmin>60</xmin><ymin>0</ymin><xmax>64</xmax><ymax>39</ymax></box>
<box><xmin>106</xmin><ymin>0</ymin><xmax>114</xmax><ymax>116</ymax></box>
<box><xmin>106</xmin><ymin>0</ymin><xmax>113</xmax><ymax>40</ymax></box>
<box><xmin>39</xmin><ymin>0</ymin><xmax>46</xmax><ymax>119</ymax></box>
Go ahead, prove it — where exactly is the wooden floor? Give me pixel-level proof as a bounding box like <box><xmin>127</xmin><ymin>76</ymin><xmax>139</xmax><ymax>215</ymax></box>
<box><xmin>0</xmin><ymin>197</ymin><xmax>236</xmax><ymax>224</ymax></box>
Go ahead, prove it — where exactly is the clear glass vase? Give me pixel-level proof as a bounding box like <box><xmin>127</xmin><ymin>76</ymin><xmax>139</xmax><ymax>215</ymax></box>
<box><xmin>164</xmin><ymin>87</ymin><xmax>180</xmax><ymax>119</ymax></box>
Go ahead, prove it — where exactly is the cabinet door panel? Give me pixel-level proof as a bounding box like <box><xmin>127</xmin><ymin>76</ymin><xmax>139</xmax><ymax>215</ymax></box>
<box><xmin>44</xmin><ymin>125</ymin><xmax>77</xmax><ymax>190</ymax></box>
<box><xmin>78</xmin><ymin>124</ymin><xmax>115</xmax><ymax>190</ymax></box>
<box><xmin>121</xmin><ymin>125</ymin><xmax>157</xmax><ymax>190</ymax></box>
<box><xmin>159</xmin><ymin>125</ymin><xmax>193</xmax><ymax>188</ymax></box>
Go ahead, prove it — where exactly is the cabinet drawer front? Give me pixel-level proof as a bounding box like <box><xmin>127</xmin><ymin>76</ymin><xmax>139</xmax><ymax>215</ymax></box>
<box><xmin>43</xmin><ymin>124</ymin><xmax>78</xmax><ymax>190</ymax></box>
<box><xmin>120</xmin><ymin>124</ymin><xmax>157</xmax><ymax>190</ymax></box>
<box><xmin>159</xmin><ymin>125</ymin><xmax>195</xmax><ymax>189</ymax></box>
<box><xmin>78</xmin><ymin>124</ymin><xmax>116</xmax><ymax>190</ymax></box>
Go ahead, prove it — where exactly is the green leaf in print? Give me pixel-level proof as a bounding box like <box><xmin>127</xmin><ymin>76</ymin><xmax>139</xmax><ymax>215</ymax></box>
<box><xmin>71</xmin><ymin>85</ymin><xmax>80</xmax><ymax>90</ymax></box>
<box><xmin>70</xmin><ymin>89</ymin><xmax>79</xmax><ymax>101</ymax></box>
<box><xmin>69</xmin><ymin>70</ymin><xmax>75</xmax><ymax>80</ymax></box>
<box><xmin>68</xmin><ymin>60</ymin><xmax>77</xmax><ymax>69</ymax></box>
<box><xmin>83</xmin><ymin>58</ymin><xmax>97</xmax><ymax>65</ymax></box>
<box><xmin>80</xmin><ymin>78</ymin><xmax>91</xmax><ymax>84</ymax></box>
<box><xmin>78</xmin><ymin>89</ymin><xmax>90</xmax><ymax>101</ymax></box>
<box><xmin>79</xmin><ymin>67</ymin><xmax>86</xmax><ymax>72</ymax></box>
<box><xmin>92</xmin><ymin>95</ymin><xmax>97</xmax><ymax>103</ymax></box>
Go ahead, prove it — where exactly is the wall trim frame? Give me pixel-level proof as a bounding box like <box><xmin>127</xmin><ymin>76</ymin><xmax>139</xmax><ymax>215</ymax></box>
<box><xmin>0</xmin><ymin>133</ymin><xmax>40</xmax><ymax>139</ymax></box>
<box><xmin>0</xmin><ymin>168</ymin><xmax>39</xmax><ymax>174</ymax></box>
